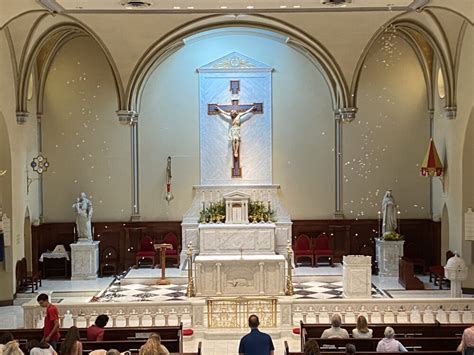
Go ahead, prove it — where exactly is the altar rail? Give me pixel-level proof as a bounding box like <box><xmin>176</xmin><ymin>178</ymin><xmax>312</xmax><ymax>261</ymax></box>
<box><xmin>23</xmin><ymin>297</ymin><xmax>474</xmax><ymax>329</ymax></box>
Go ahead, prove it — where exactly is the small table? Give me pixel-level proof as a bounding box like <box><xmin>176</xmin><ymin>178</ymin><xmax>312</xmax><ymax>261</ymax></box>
<box><xmin>154</xmin><ymin>243</ymin><xmax>172</xmax><ymax>285</ymax></box>
<box><xmin>39</xmin><ymin>251</ymin><xmax>70</xmax><ymax>279</ymax></box>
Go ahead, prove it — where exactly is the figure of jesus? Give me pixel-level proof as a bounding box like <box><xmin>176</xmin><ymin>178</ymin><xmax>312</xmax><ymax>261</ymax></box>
<box><xmin>214</xmin><ymin>105</ymin><xmax>256</xmax><ymax>158</ymax></box>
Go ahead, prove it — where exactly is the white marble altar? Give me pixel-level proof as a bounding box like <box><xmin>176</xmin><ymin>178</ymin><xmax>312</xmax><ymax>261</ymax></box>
<box><xmin>70</xmin><ymin>241</ymin><xmax>99</xmax><ymax>280</ymax></box>
<box><xmin>343</xmin><ymin>255</ymin><xmax>372</xmax><ymax>298</ymax></box>
<box><xmin>181</xmin><ymin>185</ymin><xmax>292</xmax><ymax>268</ymax></box>
<box><xmin>376</xmin><ymin>239</ymin><xmax>404</xmax><ymax>277</ymax></box>
<box><xmin>199</xmin><ymin>223</ymin><xmax>276</xmax><ymax>255</ymax></box>
<box><xmin>195</xmin><ymin>255</ymin><xmax>286</xmax><ymax>296</ymax></box>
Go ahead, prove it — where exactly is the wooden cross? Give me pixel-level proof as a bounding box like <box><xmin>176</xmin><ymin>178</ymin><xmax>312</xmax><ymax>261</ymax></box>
<box><xmin>208</xmin><ymin>80</ymin><xmax>264</xmax><ymax>177</ymax></box>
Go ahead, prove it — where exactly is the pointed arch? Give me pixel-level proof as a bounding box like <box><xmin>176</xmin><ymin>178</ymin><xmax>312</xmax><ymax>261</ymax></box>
<box><xmin>350</xmin><ymin>19</ymin><xmax>457</xmax><ymax>118</ymax></box>
<box><xmin>16</xmin><ymin>20</ymin><xmax>125</xmax><ymax>123</ymax></box>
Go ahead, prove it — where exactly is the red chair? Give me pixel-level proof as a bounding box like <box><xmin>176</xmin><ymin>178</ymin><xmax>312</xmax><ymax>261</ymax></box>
<box><xmin>294</xmin><ymin>234</ymin><xmax>314</xmax><ymax>267</ymax></box>
<box><xmin>313</xmin><ymin>233</ymin><xmax>334</xmax><ymax>267</ymax></box>
<box><xmin>135</xmin><ymin>236</ymin><xmax>156</xmax><ymax>268</ymax></box>
<box><xmin>162</xmin><ymin>232</ymin><xmax>180</xmax><ymax>268</ymax></box>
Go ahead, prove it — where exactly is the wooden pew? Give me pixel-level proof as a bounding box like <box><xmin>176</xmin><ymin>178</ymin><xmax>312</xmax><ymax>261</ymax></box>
<box><xmin>300</xmin><ymin>321</ymin><xmax>466</xmax><ymax>348</ymax></box>
<box><xmin>4</xmin><ymin>325</ymin><xmax>184</xmax><ymax>353</ymax></box>
<box><xmin>284</xmin><ymin>340</ymin><xmax>461</xmax><ymax>355</ymax></box>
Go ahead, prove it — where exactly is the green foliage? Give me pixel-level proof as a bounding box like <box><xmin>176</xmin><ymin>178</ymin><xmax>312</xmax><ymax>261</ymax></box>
<box><xmin>383</xmin><ymin>231</ymin><xmax>405</xmax><ymax>241</ymax></box>
<box><xmin>198</xmin><ymin>199</ymin><xmax>277</xmax><ymax>224</ymax></box>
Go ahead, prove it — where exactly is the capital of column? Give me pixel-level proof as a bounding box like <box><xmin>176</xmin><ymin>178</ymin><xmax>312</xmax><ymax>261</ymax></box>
<box><xmin>444</xmin><ymin>106</ymin><xmax>457</xmax><ymax>119</ymax></box>
<box><xmin>335</xmin><ymin>107</ymin><xmax>357</xmax><ymax>123</ymax></box>
<box><xmin>16</xmin><ymin>111</ymin><xmax>29</xmax><ymax>125</ymax></box>
<box><xmin>116</xmin><ymin>110</ymin><xmax>138</xmax><ymax>125</ymax></box>
<box><xmin>37</xmin><ymin>113</ymin><xmax>43</xmax><ymax>123</ymax></box>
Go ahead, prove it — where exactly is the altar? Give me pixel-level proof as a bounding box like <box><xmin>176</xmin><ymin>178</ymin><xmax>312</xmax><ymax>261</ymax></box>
<box><xmin>179</xmin><ymin>53</ymin><xmax>291</xmax><ymax>296</ymax></box>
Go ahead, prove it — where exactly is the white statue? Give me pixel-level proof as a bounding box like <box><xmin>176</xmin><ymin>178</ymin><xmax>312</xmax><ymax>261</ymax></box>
<box><xmin>382</xmin><ymin>190</ymin><xmax>397</xmax><ymax>235</ymax></box>
<box><xmin>73</xmin><ymin>192</ymin><xmax>93</xmax><ymax>241</ymax></box>
<box><xmin>215</xmin><ymin>105</ymin><xmax>256</xmax><ymax>158</ymax></box>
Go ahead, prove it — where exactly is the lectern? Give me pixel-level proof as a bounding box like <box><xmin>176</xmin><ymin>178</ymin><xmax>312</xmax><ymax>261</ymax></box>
<box><xmin>154</xmin><ymin>243</ymin><xmax>172</xmax><ymax>285</ymax></box>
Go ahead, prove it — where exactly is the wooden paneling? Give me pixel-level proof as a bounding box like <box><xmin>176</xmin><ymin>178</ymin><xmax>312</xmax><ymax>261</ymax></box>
<box><xmin>32</xmin><ymin>222</ymin><xmax>182</xmax><ymax>275</ymax></box>
<box><xmin>32</xmin><ymin>219</ymin><xmax>440</xmax><ymax>276</ymax></box>
<box><xmin>292</xmin><ymin>219</ymin><xmax>441</xmax><ymax>269</ymax></box>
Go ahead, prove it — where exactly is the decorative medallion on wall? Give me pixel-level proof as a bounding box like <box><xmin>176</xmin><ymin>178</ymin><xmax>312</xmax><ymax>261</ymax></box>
<box><xmin>31</xmin><ymin>154</ymin><xmax>50</xmax><ymax>174</ymax></box>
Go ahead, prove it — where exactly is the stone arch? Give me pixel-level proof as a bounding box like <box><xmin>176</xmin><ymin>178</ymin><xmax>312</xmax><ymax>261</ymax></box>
<box><xmin>125</xmin><ymin>14</ymin><xmax>351</xmax><ymax>119</ymax></box>
<box><xmin>350</xmin><ymin>18</ymin><xmax>457</xmax><ymax>118</ymax></box>
<box><xmin>16</xmin><ymin>21</ymin><xmax>125</xmax><ymax>123</ymax></box>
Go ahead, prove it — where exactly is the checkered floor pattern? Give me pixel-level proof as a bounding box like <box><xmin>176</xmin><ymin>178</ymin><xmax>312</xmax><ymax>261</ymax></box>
<box><xmin>290</xmin><ymin>281</ymin><xmax>386</xmax><ymax>299</ymax></box>
<box><xmin>93</xmin><ymin>282</ymin><xmax>188</xmax><ymax>303</ymax></box>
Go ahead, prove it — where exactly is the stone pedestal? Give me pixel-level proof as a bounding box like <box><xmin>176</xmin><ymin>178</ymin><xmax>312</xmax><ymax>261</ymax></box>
<box><xmin>70</xmin><ymin>241</ymin><xmax>99</xmax><ymax>280</ymax></box>
<box><xmin>375</xmin><ymin>239</ymin><xmax>404</xmax><ymax>277</ymax></box>
<box><xmin>343</xmin><ymin>255</ymin><xmax>372</xmax><ymax>298</ymax></box>
<box><xmin>195</xmin><ymin>255</ymin><xmax>285</xmax><ymax>296</ymax></box>
<box><xmin>445</xmin><ymin>253</ymin><xmax>468</xmax><ymax>298</ymax></box>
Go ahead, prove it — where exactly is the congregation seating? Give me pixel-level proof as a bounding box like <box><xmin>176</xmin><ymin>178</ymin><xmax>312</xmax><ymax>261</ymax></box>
<box><xmin>5</xmin><ymin>324</ymin><xmax>196</xmax><ymax>354</ymax></box>
<box><xmin>299</xmin><ymin>321</ymin><xmax>464</xmax><ymax>353</ymax></box>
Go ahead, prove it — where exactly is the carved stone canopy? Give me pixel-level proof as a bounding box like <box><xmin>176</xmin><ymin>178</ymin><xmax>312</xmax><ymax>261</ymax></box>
<box><xmin>223</xmin><ymin>191</ymin><xmax>250</xmax><ymax>224</ymax></box>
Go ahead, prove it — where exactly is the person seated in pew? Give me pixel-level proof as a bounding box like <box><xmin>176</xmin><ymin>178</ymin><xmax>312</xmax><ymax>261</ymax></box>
<box><xmin>60</xmin><ymin>327</ymin><xmax>82</xmax><ymax>355</ymax></box>
<box><xmin>0</xmin><ymin>333</ymin><xmax>23</xmax><ymax>355</ymax></box>
<box><xmin>352</xmin><ymin>315</ymin><xmax>373</xmax><ymax>338</ymax></box>
<box><xmin>345</xmin><ymin>344</ymin><xmax>356</xmax><ymax>355</ymax></box>
<box><xmin>376</xmin><ymin>327</ymin><xmax>407</xmax><ymax>352</ymax></box>
<box><xmin>457</xmin><ymin>324</ymin><xmax>474</xmax><ymax>355</ymax></box>
<box><xmin>87</xmin><ymin>315</ymin><xmax>109</xmax><ymax>341</ymax></box>
<box><xmin>138</xmin><ymin>333</ymin><xmax>169</xmax><ymax>355</ymax></box>
<box><xmin>26</xmin><ymin>340</ymin><xmax>56</xmax><ymax>355</ymax></box>
<box><xmin>303</xmin><ymin>339</ymin><xmax>320</xmax><ymax>355</ymax></box>
<box><xmin>321</xmin><ymin>314</ymin><xmax>349</xmax><ymax>339</ymax></box>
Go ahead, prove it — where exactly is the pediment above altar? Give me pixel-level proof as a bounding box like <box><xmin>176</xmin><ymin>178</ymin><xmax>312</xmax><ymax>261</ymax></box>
<box><xmin>197</xmin><ymin>52</ymin><xmax>273</xmax><ymax>73</ymax></box>
<box><xmin>223</xmin><ymin>191</ymin><xmax>251</xmax><ymax>201</ymax></box>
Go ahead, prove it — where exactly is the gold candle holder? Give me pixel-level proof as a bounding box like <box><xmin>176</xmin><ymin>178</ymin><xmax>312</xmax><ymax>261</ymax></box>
<box><xmin>285</xmin><ymin>239</ymin><xmax>294</xmax><ymax>296</ymax></box>
<box><xmin>186</xmin><ymin>241</ymin><xmax>196</xmax><ymax>297</ymax></box>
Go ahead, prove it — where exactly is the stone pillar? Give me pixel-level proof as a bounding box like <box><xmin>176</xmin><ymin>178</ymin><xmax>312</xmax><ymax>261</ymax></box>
<box><xmin>70</xmin><ymin>241</ymin><xmax>99</xmax><ymax>280</ymax></box>
<box><xmin>375</xmin><ymin>239</ymin><xmax>404</xmax><ymax>276</ymax></box>
<box><xmin>343</xmin><ymin>255</ymin><xmax>372</xmax><ymax>298</ymax></box>
<box><xmin>444</xmin><ymin>253</ymin><xmax>468</xmax><ymax>298</ymax></box>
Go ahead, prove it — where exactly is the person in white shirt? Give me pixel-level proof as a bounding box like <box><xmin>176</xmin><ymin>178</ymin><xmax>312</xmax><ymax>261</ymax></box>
<box><xmin>352</xmin><ymin>315</ymin><xmax>373</xmax><ymax>338</ymax></box>
<box><xmin>321</xmin><ymin>314</ymin><xmax>349</xmax><ymax>339</ymax></box>
<box><xmin>27</xmin><ymin>340</ymin><xmax>56</xmax><ymax>355</ymax></box>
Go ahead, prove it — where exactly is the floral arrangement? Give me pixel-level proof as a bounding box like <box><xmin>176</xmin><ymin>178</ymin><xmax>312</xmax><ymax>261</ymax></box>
<box><xmin>383</xmin><ymin>231</ymin><xmax>405</xmax><ymax>241</ymax></box>
<box><xmin>198</xmin><ymin>199</ymin><xmax>277</xmax><ymax>224</ymax></box>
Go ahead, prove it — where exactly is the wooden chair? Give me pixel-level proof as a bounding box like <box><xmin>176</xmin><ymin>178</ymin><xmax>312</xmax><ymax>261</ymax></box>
<box><xmin>294</xmin><ymin>234</ymin><xmax>314</xmax><ymax>267</ymax></box>
<box><xmin>162</xmin><ymin>232</ymin><xmax>180</xmax><ymax>268</ymax></box>
<box><xmin>100</xmin><ymin>246</ymin><xmax>118</xmax><ymax>276</ymax></box>
<box><xmin>20</xmin><ymin>258</ymin><xmax>41</xmax><ymax>293</ymax></box>
<box><xmin>313</xmin><ymin>233</ymin><xmax>334</xmax><ymax>267</ymax></box>
<box><xmin>135</xmin><ymin>236</ymin><xmax>156</xmax><ymax>268</ymax></box>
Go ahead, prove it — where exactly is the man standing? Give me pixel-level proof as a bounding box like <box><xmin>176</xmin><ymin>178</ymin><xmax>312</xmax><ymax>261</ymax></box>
<box><xmin>238</xmin><ymin>315</ymin><xmax>274</xmax><ymax>355</ymax></box>
<box><xmin>37</xmin><ymin>293</ymin><xmax>60</xmax><ymax>349</ymax></box>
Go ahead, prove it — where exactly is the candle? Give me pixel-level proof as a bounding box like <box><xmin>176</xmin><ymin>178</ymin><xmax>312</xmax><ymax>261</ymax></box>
<box><xmin>397</xmin><ymin>210</ymin><xmax>401</xmax><ymax>233</ymax></box>
<box><xmin>377</xmin><ymin>211</ymin><xmax>381</xmax><ymax>237</ymax></box>
<box><xmin>73</xmin><ymin>225</ymin><xmax>76</xmax><ymax>235</ymax></box>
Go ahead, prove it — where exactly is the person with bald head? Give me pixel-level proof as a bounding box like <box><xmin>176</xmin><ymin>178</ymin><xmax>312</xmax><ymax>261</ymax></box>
<box><xmin>321</xmin><ymin>314</ymin><xmax>349</xmax><ymax>339</ymax></box>
<box><xmin>238</xmin><ymin>315</ymin><xmax>274</xmax><ymax>355</ymax></box>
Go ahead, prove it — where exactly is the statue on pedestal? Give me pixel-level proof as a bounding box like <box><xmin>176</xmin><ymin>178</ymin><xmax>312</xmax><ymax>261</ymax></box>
<box><xmin>382</xmin><ymin>190</ymin><xmax>397</xmax><ymax>235</ymax></box>
<box><xmin>73</xmin><ymin>192</ymin><xmax>93</xmax><ymax>242</ymax></box>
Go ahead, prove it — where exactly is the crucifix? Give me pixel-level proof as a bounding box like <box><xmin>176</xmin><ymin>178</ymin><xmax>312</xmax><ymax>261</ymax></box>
<box><xmin>208</xmin><ymin>80</ymin><xmax>263</xmax><ymax>177</ymax></box>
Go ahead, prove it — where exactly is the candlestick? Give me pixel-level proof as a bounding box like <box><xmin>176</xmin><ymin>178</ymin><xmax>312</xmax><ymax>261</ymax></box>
<box><xmin>377</xmin><ymin>211</ymin><xmax>381</xmax><ymax>238</ymax></box>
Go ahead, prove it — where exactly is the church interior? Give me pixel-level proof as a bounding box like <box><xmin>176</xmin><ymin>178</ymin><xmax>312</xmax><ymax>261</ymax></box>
<box><xmin>0</xmin><ymin>0</ymin><xmax>473</xmax><ymax>354</ymax></box>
